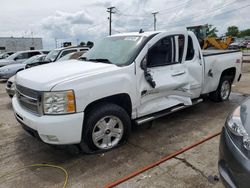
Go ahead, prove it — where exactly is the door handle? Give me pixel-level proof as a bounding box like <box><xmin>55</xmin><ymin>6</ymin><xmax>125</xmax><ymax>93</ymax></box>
<box><xmin>171</xmin><ymin>70</ymin><xmax>186</xmax><ymax>76</ymax></box>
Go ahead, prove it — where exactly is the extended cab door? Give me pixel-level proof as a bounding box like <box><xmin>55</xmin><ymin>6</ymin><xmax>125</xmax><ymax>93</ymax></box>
<box><xmin>137</xmin><ymin>31</ymin><xmax>195</xmax><ymax>117</ymax></box>
<box><xmin>182</xmin><ymin>32</ymin><xmax>204</xmax><ymax>98</ymax></box>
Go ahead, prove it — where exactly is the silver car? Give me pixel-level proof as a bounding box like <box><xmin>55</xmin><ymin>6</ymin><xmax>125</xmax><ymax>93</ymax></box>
<box><xmin>0</xmin><ymin>50</ymin><xmax>44</xmax><ymax>68</ymax></box>
<box><xmin>0</xmin><ymin>54</ymin><xmax>46</xmax><ymax>79</ymax></box>
<box><xmin>0</xmin><ymin>51</ymin><xmax>15</xmax><ymax>59</ymax></box>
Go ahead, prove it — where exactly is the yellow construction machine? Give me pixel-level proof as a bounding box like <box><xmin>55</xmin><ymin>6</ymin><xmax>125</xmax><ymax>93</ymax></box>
<box><xmin>187</xmin><ymin>25</ymin><xmax>233</xmax><ymax>50</ymax></box>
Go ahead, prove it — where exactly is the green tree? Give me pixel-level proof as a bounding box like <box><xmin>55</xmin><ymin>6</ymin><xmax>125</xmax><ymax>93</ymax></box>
<box><xmin>206</xmin><ymin>24</ymin><xmax>218</xmax><ymax>37</ymax></box>
<box><xmin>239</xmin><ymin>29</ymin><xmax>250</xmax><ymax>38</ymax></box>
<box><xmin>226</xmin><ymin>26</ymin><xmax>239</xmax><ymax>37</ymax></box>
<box><xmin>80</xmin><ymin>41</ymin><xmax>86</xmax><ymax>46</ymax></box>
<box><xmin>87</xmin><ymin>41</ymin><xmax>94</xmax><ymax>48</ymax></box>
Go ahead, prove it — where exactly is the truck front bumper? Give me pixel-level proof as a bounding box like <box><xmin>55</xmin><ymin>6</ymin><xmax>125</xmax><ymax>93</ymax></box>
<box><xmin>12</xmin><ymin>96</ymin><xmax>84</xmax><ymax>145</ymax></box>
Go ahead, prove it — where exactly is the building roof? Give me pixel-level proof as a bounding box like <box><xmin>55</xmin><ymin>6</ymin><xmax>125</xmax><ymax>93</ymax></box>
<box><xmin>0</xmin><ymin>37</ymin><xmax>42</xmax><ymax>40</ymax></box>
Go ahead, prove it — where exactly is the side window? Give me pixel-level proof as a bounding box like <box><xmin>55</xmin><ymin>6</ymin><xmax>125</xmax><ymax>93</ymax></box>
<box><xmin>28</xmin><ymin>51</ymin><xmax>40</xmax><ymax>58</ymax></box>
<box><xmin>2</xmin><ymin>54</ymin><xmax>9</xmax><ymax>58</ymax></box>
<box><xmin>59</xmin><ymin>49</ymin><xmax>77</xmax><ymax>58</ymax></box>
<box><xmin>147</xmin><ymin>36</ymin><xmax>175</xmax><ymax>67</ymax></box>
<box><xmin>16</xmin><ymin>53</ymin><xmax>29</xmax><ymax>60</ymax></box>
<box><xmin>186</xmin><ymin>36</ymin><xmax>195</xmax><ymax>61</ymax></box>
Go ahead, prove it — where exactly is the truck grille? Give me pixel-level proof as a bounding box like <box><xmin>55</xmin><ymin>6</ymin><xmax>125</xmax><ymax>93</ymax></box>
<box><xmin>16</xmin><ymin>84</ymin><xmax>41</xmax><ymax>115</ymax></box>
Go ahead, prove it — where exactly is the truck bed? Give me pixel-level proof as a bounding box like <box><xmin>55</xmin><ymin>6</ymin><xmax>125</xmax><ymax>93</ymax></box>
<box><xmin>202</xmin><ymin>49</ymin><xmax>240</xmax><ymax>57</ymax></box>
<box><xmin>201</xmin><ymin>49</ymin><xmax>242</xmax><ymax>95</ymax></box>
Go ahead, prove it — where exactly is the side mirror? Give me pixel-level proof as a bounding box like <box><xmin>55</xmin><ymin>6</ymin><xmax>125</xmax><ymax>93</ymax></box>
<box><xmin>140</xmin><ymin>56</ymin><xmax>147</xmax><ymax>70</ymax></box>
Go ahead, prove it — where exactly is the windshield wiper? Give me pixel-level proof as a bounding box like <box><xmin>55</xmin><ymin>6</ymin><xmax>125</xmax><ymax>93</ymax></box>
<box><xmin>88</xmin><ymin>58</ymin><xmax>113</xmax><ymax>64</ymax></box>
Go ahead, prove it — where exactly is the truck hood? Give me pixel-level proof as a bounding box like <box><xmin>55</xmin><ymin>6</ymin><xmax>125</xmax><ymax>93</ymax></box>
<box><xmin>0</xmin><ymin>59</ymin><xmax>15</xmax><ymax>67</ymax></box>
<box><xmin>16</xmin><ymin>60</ymin><xmax>120</xmax><ymax>91</ymax></box>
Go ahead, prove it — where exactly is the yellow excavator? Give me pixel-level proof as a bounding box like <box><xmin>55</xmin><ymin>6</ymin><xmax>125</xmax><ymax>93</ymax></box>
<box><xmin>187</xmin><ymin>25</ymin><xmax>233</xmax><ymax>50</ymax></box>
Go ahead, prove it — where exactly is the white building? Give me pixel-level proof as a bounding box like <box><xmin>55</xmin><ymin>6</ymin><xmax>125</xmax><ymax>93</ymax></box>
<box><xmin>0</xmin><ymin>37</ymin><xmax>43</xmax><ymax>53</ymax></box>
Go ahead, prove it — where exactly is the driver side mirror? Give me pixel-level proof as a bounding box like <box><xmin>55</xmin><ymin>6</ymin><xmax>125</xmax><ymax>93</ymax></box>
<box><xmin>140</xmin><ymin>56</ymin><xmax>148</xmax><ymax>70</ymax></box>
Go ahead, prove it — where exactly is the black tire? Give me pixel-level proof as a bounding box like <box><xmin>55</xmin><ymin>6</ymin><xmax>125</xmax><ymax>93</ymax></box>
<box><xmin>209</xmin><ymin>76</ymin><xmax>232</xmax><ymax>102</ymax></box>
<box><xmin>79</xmin><ymin>103</ymin><xmax>131</xmax><ymax>153</ymax></box>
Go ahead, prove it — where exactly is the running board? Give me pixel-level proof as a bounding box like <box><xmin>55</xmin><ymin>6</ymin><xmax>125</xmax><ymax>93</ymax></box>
<box><xmin>135</xmin><ymin>98</ymin><xmax>203</xmax><ymax>125</ymax></box>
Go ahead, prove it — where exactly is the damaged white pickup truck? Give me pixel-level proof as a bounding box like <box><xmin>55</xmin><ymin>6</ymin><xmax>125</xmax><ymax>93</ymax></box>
<box><xmin>12</xmin><ymin>29</ymin><xmax>242</xmax><ymax>152</ymax></box>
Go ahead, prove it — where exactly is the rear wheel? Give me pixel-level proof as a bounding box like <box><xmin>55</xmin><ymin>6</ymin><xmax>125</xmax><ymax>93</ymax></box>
<box><xmin>80</xmin><ymin>103</ymin><xmax>131</xmax><ymax>152</ymax></box>
<box><xmin>209</xmin><ymin>76</ymin><xmax>232</xmax><ymax>102</ymax></box>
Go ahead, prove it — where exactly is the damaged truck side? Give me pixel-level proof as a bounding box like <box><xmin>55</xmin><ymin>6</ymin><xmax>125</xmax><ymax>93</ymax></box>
<box><xmin>12</xmin><ymin>30</ymin><xmax>242</xmax><ymax>152</ymax></box>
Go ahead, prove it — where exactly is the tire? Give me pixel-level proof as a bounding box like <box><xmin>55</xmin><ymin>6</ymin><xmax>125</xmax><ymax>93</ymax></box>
<box><xmin>80</xmin><ymin>103</ymin><xmax>131</xmax><ymax>152</ymax></box>
<box><xmin>209</xmin><ymin>76</ymin><xmax>232</xmax><ymax>102</ymax></box>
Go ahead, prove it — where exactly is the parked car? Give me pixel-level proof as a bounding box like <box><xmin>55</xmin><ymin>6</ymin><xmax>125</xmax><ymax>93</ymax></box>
<box><xmin>57</xmin><ymin>51</ymin><xmax>87</xmax><ymax>62</ymax></box>
<box><xmin>26</xmin><ymin>46</ymin><xmax>89</xmax><ymax>68</ymax></box>
<box><xmin>219</xmin><ymin>98</ymin><xmax>250</xmax><ymax>188</ymax></box>
<box><xmin>228</xmin><ymin>42</ymin><xmax>239</xmax><ymax>50</ymax></box>
<box><xmin>0</xmin><ymin>54</ymin><xmax>46</xmax><ymax>79</ymax></box>
<box><xmin>5</xmin><ymin>75</ymin><xmax>15</xmax><ymax>97</ymax></box>
<box><xmin>247</xmin><ymin>43</ymin><xmax>250</xmax><ymax>49</ymax></box>
<box><xmin>0</xmin><ymin>51</ymin><xmax>15</xmax><ymax>59</ymax></box>
<box><xmin>12</xmin><ymin>30</ymin><xmax>242</xmax><ymax>153</ymax></box>
<box><xmin>0</xmin><ymin>50</ymin><xmax>46</xmax><ymax>68</ymax></box>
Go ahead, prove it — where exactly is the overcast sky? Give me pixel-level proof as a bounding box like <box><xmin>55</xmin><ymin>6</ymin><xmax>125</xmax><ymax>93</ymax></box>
<box><xmin>0</xmin><ymin>0</ymin><xmax>249</xmax><ymax>49</ymax></box>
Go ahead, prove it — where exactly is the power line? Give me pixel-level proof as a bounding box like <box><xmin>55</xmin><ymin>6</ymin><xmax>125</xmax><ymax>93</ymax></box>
<box><xmin>159</xmin><ymin>1</ymin><xmax>190</xmax><ymax>14</ymax></box>
<box><xmin>158</xmin><ymin>0</ymin><xmax>242</xmax><ymax>27</ymax></box>
<box><xmin>160</xmin><ymin>3</ymin><xmax>250</xmax><ymax>28</ymax></box>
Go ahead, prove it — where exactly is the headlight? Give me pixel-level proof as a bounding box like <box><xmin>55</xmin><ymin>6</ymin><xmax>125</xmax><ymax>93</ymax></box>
<box><xmin>43</xmin><ymin>90</ymin><xmax>76</xmax><ymax>115</ymax></box>
<box><xmin>226</xmin><ymin>106</ymin><xmax>250</xmax><ymax>150</ymax></box>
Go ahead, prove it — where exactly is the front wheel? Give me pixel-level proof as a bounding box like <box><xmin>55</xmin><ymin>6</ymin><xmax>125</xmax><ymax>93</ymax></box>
<box><xmin>80</xmin><ymin>103</ymin><xmax>131</xmax><ymax>152</ymax></box>
<box><xmin>209</xmin><ymin>76</ymin><xmax>232</xmax><ymax>102</ymax></box>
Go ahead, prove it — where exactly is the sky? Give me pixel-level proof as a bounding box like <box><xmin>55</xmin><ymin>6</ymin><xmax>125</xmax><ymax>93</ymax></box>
<box><xmin>0</xmin><ymin>0</ymin><xmax>249</xmax><ymax>49</ymax></box>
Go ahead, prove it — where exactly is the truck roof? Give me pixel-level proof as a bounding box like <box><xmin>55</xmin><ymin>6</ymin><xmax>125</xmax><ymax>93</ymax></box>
<box><xmin>111</xmin><ymin>29</ymin><xmax>188</xmax><ymax>38</ymax></box>
<box><xmin>111</xmin><ymin>31</ymin><xmax>161</xmax><ymax>37</ymax></box>
<box><xmin>53</xmin><ymin>46</ymin><xmax>89</xmax><ymax>51</ymax></box>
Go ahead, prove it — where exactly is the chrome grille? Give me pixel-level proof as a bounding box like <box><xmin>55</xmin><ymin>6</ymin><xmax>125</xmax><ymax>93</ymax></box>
<box><xmin>16</xmin><ymin>84</ymin><xmax>41</xmax><ymax>115</ymax></box>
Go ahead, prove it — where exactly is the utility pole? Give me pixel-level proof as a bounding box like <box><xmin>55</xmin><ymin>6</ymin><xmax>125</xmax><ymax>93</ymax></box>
<box><xmin>152</xmin><ymin>12</ymin><xmax>159</xmax><ymax>31</ymax></box>
<box><xmin>55</xmin><ymin>38</ymin><xmax>58</xmax><ymax>48</ymax></box>
<box><xmin>107</xmin><ymin>7</ymin><xmax>116</xmax><ymax>35</ymax></box>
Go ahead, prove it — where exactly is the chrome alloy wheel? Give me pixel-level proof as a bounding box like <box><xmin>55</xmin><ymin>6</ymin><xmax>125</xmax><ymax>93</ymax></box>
<box><xmin>92</xmin><ymin>116</ymin><xmax>124</xmax><ymax>150</ymax></box>
<box><xmin>221</xmin><ymin>80</ymin><xmax>230</xmax><ymax>100</ymax></box>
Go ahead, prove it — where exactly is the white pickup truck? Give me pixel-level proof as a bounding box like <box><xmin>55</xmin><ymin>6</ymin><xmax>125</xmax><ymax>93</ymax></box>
<box><xmin>12</xmin><ymin>29</ymin><xmax>242</xmax><ymax>153</ymax></box>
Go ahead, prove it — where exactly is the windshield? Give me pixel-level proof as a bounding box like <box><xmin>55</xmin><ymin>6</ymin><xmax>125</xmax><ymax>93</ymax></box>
<box><xmin>82</xmin><ymin>36</ymin><xmax>147</xmax><ymax>66</ymax></box>
<box><xmin>57</xmin><ymin>52</ymin><xmax>74</xmax><ymax>61</ymax></box>
<box><xmin>45</xmin><ymin>49</ymin><xmax>60</xmax><ymax>62</ymax></box>
<box><xmin>22</xmin><ymin>55</ymin><xmax>39</xmax><ymax>64</ymax></box>
<box><xmin>6</xmin><ymin>52</ymin><xmax>19</xmax><ymax>60</ymax></box>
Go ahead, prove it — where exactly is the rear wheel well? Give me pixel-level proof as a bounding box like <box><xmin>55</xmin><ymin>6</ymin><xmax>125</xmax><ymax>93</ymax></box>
<box><xmin>84</xmin><ymin>93</ymin><xmax>132</xmax><ymax>117</ymax></box>
<box><xmin>221</xmin><ymin>67</ymin><xmax>236</xmax><ymax>83</ymax></box>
